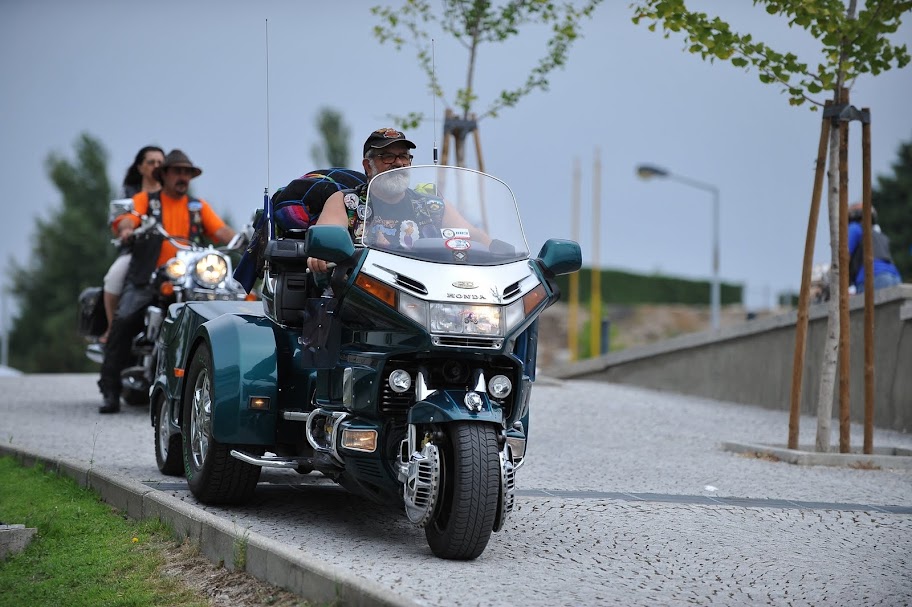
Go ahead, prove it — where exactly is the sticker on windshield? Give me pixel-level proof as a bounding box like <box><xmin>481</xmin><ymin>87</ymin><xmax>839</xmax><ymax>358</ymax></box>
<box><xmin>441</xmin><ymin>228</ymin><xmax>471</xmax><ymax>239</ymax></box>
<box><xmin>400</xmin><ymin>220</ymin><xmax>419</xmax><ymax>248</ymax></box>
<box><xmin>445</xmin><ymin>238</ymin><xmax>471</xmax><ymax>251</ymax></box>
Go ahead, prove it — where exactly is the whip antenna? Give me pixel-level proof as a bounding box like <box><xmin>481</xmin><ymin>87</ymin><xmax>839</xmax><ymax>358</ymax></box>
<box><xmin>265</xmin><ymin>18</ymin><xmax>271</xmax><ymax>191</ymax></box>
<box><xmin>432</xmin><ymin>38</ymin><xmax>438</xmax><ymax>165</ymax></box>
<box><xmin>264</xmin><ymin>19</ymin><xmax>273</xmax><ymax>239</ymax></box>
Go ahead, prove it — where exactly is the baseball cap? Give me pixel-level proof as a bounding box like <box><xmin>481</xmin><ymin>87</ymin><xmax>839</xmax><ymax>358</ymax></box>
<box><xmin>363</xmin><ymin>127</ymin><xmax>416</xmax><ymax>157</ymax></box>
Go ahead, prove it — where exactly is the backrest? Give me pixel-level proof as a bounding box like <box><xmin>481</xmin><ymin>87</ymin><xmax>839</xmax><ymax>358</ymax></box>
<box><xmin>272</xmin><ymin>168</ymin><xmax>367</xmax><ymax>235</ymax></box>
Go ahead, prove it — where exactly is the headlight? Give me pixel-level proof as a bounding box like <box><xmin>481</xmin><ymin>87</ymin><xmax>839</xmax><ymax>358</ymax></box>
<box><xmin>488</xmin><ymin>374</ymin><xmax>512</xmax><ymax>399</ymax></box>
<box><xmin>398</xmin><ymin>292</ymin><xmax>429</xmax><ymax>327</ymax></box>
<box><xmin>194</xmin><ymin>253</ymin><xmax>228</xmax><ymax>287</ymax></box>
<box><xmin>429</xmin><ymin>303</ymin><xmax>502</xmax><ymax>336</ymax></box>
<box><xmin>163</xmin><ymin>258</ymin><xmax>187</xmax><ymax>280</ymax></box>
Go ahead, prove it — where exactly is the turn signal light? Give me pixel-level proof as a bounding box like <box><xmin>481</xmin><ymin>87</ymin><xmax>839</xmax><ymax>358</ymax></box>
<box><xmin>523</xmin><ymin>284</ymin><xmax>547</xmax><ymax>315</ymax></box>
<box><xmin>160</xmin><ymin>282</ymin><xmax>175</xmax><ymax>297</ymax></box>
<box><xmin>354</xmin><ymin>274</ymin><xmax>397</xmax><ymax>307</ymax></box>
<box><xmin>248</xmin><ymin>396</ymin><xmax>270</xmax><ymax>410</ymax></box>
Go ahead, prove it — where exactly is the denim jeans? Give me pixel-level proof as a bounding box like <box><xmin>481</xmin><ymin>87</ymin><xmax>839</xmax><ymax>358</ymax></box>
<box><xmin>859</xmin><ymin>273</ymin><xmax>902</xmax><ymax>292</ymax></box>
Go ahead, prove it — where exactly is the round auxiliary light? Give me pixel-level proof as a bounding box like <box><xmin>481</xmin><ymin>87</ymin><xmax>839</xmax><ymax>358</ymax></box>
<box><xmin>488</xmin><ymin>375</ymin><xmax>513</xmax><ymax>399</ymax></box>
<box><xmin>464</xmin><ymin>392</ymin><xmax>484</xmax><ymax>412</ymax></box>
<box><xmin>388</xmin><ymin>369</ymin><xmax>412</xmax><ymax>393</ymax></box>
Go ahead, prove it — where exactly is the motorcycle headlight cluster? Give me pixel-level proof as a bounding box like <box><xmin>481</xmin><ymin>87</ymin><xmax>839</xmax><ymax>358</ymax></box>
<box><xmin>194</xmin><ymin>253</ymin><xmax>228</xmax><ymax>287</ymax></box>
<box><xmin>163</xmin><ymin>258</ymin><xmax>188</xmax><ymax>280</ymax></box>
<box><xmin>396</xmin><ymin>287</ymin><xmax>545</xmax><ymax>338</ymax></box>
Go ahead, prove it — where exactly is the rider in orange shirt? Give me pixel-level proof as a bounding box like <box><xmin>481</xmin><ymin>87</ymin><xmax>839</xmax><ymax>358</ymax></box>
<box><xmin>99</xmin><ymin>150</ymin><xmax>235</xmax><ymax>414</ymax></box>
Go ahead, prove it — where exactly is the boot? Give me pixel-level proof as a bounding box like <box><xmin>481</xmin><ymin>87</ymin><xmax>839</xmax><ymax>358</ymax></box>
<box><xmin>99</xmin><ymin>393</ymin><xmax>121</xmax><ymax>414</ymax></box>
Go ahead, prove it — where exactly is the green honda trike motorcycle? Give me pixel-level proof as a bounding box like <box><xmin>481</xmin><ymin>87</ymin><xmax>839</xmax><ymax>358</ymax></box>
<box><xmin>151</xmin><ymin>165</ymin><xmax>580</xmax><ymax>559</ymax></box>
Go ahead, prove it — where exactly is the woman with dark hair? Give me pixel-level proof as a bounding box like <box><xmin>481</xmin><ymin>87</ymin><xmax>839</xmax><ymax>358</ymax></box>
<box><xmin>99</xmin><ymin>146</ymin><xmax>165</xmax><ymax>343</ymax></box>
<box><xmin>121</xmin><ymin>146</ymin><xmax>164</xmax><ymax>197</ymax></box>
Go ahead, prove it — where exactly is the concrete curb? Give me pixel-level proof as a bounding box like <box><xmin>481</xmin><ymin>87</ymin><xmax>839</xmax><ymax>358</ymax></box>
<box><xmin>721</xmin><ymin>441</ymin><xmax>912</xmax><ymax>470</ymax></box>
<box><xmin>0</xmin><ymin>443</ymin><xmax>418</xmax><ymax>607</ymax></box>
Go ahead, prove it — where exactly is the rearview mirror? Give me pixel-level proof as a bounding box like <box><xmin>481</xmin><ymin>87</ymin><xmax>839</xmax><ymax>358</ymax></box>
<box><xmin>305</xmin><ymin>225</ymin><xmax>355</xmax><ymax>263</ymax></box>
<box><xmin>108</xmin><ymin>198</ymin><xmax>135</xmax><ymax>223</ymax></box>
<box><xmin>536</xmin><ymin>239</ymin><xmax>581</xmax><ymax>276</ymax></box>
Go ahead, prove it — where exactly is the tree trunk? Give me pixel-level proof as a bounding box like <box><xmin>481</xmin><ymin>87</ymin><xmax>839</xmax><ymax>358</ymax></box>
<box><xmin>815</xmin><ymin>125</ymin><xmax>841</xmax><ymax>452</ymax></box>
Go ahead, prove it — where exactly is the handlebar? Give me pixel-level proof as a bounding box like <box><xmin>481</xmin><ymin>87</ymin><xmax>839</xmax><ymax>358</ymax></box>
<box><xmin>120</xmin><ymin>213</ymin><xmax>247</xmax><ymax>253</ymax></box>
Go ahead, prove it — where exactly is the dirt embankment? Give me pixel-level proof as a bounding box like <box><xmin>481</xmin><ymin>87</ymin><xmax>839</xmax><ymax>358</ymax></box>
<box><xmin>536</xmin><ymin>302</ymin><xmax>777</xmax><ymax>369</ymax></box>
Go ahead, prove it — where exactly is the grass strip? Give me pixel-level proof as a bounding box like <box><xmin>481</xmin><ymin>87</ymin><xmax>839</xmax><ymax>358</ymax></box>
<box><xmin>0</xmin><ymin>455</ymin><xmax>207</xmax><ymax>607</ymax></box>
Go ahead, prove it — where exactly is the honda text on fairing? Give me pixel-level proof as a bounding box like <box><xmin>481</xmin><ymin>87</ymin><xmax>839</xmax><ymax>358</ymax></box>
<box><xmin>151</xmin><ymin>165</ymin><xmax>580</xmax><ymax>559</ymax></box>
<box><xmin>78</xmin><ymin>198</ymin><xmax>251</xmax><ymax>406</ymax></box>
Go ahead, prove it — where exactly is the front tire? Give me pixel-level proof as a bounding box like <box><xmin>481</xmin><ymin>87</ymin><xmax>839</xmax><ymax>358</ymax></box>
<box><xmin>181</xmin><ymin>344</ymin><xmax>260</xmax><ymax>504</ymax></box>
<box><xmin>154</xmin><ymin>394</ymin><xmax>184</xmax><ymax>476</ymax></box>
<box><xmin>425</xmin><ymin>423</ymin><xmax>500</xmax><ymax>560</ymax></box>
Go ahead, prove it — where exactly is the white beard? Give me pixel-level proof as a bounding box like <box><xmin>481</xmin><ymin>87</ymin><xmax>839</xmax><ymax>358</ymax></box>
<box><xmin>371</xmin><ymin>170</ymin><xmax>410</xmax><ymax>200</ymax></box>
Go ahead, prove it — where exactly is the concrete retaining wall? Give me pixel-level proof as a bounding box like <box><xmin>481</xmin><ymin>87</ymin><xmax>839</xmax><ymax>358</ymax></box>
<box><xmin>550</xmin><ymin>284</ymin><xmax>912</xmax><ymax>433</ymax></box>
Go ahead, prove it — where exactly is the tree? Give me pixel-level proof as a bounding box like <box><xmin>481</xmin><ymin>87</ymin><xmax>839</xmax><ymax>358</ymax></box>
<box><xmin>9</xmin><ymin>133</ymin><xmax>114</xmax><ymax>372</ymax></box>
<box><xmin>873</xmin><ymin>137</ymin><xmax>912</xmax><ymax>279</ymax></box>
<box><xmin>630</xmin><ymin>0</ymin><xmax>910</xmax><ymax>451</ymax></box>
<box><xmin>310</xmin><ymin>107</ymin><xmax>351</xmax><ymax>168</ymax></box>
<box><xmin>372</xmin><ymin>0</ymin><xmax>602</xmax><ymax>166</ymax></box>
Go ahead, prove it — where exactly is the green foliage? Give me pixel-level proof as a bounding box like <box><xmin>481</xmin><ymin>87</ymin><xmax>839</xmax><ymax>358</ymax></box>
<box><xmin>630</xmin><ymin>0</ymin><xmax>911</xmax><ymax>109</ymax></box>
<box><xmin>8</xmin><ymin>133</ymin><xmax>114</xmax><ymax>372</ymax></box>
<box><xmin>310</xmin><ymin>107</ymin><xmax>352</xmax><ymax>168</ymax></box>
<box><xmin>0</xmin><ymin>457</ymin><xmax>208</xmax><ymax>607</ymax></box>
<box><xmin>371</xmin><ymin>0</ymin><xmax>603</xmax><ymax>126</ymax></box>
<box><xmin>873</xmin><ymin>136</ymin><xmax>912</xmax><ymax>279</ymax></box>
<box><xmin>554</xmin><ymin>266</ymin><xmax>743</xmax><ymax>305</ymax></box>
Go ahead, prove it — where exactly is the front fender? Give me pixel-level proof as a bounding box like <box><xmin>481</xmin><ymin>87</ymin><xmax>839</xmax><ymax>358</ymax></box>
<box><xmin>408</xmin><ymin>390</ymin><xmax>504</xmax><ymax>425</ymax></box>
<box><xmin>198</xmin><ymin>313</ymin><xmax>279</xmax><ymax>445</ymax></box>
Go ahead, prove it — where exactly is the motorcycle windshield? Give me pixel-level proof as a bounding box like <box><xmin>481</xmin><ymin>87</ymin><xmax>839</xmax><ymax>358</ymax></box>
<box><xmin>360</xmin><ymin>165</ymin><xmax>530</xmax><ymax>265</ymax></box>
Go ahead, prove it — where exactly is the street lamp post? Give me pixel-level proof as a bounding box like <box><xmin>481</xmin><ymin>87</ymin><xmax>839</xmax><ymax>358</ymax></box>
<box><xmin>636</xmin><ymin>164</ymin><xmax>721</xmax><ymax>330</ymax></box>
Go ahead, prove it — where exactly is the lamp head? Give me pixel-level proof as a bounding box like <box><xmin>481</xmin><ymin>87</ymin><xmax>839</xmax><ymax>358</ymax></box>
<box><xmin>636</xmin><ymin>164</ymin><xmax>669</xmax><ymax>180</ymax></box>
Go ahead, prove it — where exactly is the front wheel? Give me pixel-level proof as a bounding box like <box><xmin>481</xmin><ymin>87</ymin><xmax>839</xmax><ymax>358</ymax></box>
<box><xmin>181</xmin><ymin>344</ymin><xmax>260</xmax><ymax>504</ymax></box>
<box><xmin>425</xmin><ymin>423</ymin><xmax>500</xmax><ymax>560</ymax></box>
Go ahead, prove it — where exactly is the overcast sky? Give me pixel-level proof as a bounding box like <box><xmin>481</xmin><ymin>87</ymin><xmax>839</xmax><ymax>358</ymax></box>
<box><xmin>1</xmin><ymin>0</ymin><xmax>910</xmax><ymax>314</ymax></box>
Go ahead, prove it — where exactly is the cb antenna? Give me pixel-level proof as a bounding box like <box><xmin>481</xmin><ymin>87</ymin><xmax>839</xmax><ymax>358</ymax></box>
<box><xmin>265</xmin><ymin>18</ymin><xmax>271</xmax><ymax>190</ymax></box>
<box><xmin>432</xmin><ymin>38</ymin><xmax>438</xmax><ymax>165</ymax></box>
<box><xmin>264</xmin><ymin>19</ymin><xmax>274</xmax><ymax>239</ymax></box>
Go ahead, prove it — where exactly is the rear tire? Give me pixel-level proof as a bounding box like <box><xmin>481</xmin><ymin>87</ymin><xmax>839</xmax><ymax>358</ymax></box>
<box><xmin>425</xmin><ymin>423</ymin><xmax>500</xmax><ymax>560</ymax></box>
<box><xmin>181</xmin><ymin>344</ymin><xmax>260</xmax><ymax>504</ymax></box>
<box><xmin>154</xmin><ymin>394</ymin><xmax>184</xmax><ymax>476</ymax></box>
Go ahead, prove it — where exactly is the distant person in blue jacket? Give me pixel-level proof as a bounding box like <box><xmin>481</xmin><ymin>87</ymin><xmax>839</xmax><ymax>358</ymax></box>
<box><xmin>847</xmin><ymin>202</ymin><xmax>902</xmax><ymax>292</ymax></box>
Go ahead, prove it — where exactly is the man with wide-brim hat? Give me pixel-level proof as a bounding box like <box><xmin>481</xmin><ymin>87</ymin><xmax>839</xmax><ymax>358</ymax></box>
<box><xmin>98</xmin><ymin>148</ymin><xmax>236</xmax><ymax>414</ymax></box>
<box><xmin>153</xmin><ymin>149</ymin><xmax>203</xmax><ymax>181</ymax></box>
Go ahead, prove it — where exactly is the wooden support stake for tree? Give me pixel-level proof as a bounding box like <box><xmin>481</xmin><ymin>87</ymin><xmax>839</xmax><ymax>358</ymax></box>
<box><xmin>569</xmin><ymin>157</ymin><xmax>581</xmax><ymax>361</ymax></box>
<box><xmin>837</xmin><ymin>88</ymin><xmax>851</xmax><ymax>454</ymax></box>
<box><xmin>788</xmin><ymin>101</ymin><xmax>832</xmax><ymax>450</ymax></box>
<box><xmin>589</xmin><ymin>148</ymin><xmax>602</xmax><ymax>358</ymax></box>
<box><xmin>861</xmin><ymin>108</ymin><xmax>875</xmax><ymax>454</ymax></box>
<box><xmin>471</xmin><ymin>114</ymin><xmax>485</xmax><ymax>174</ymax></box>
<box><xmin>440</xmin><ymin>109</ymin><xmax>453</xmax><ymax>166</ymax></box>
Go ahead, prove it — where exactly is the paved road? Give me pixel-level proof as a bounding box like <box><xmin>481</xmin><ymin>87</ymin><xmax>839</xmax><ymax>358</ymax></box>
<box><xmin>2</xmin><ymin>374</ymin><xmax>911</xmax><ymax>606</ymax></box>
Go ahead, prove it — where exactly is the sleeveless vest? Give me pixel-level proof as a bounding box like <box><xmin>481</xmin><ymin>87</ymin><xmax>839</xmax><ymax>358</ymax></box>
<box><xmin>125</xmin><ymin>192</ymin><xmax>205</xmax><ymax>286</ymax></box>
<box><xmin>346</xmin><ymin>184</ymin><xmax>445</xmax><ymax>245</ymax></box>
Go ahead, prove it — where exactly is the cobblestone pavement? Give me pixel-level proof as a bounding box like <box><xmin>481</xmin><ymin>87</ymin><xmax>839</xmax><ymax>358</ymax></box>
<box><xmin>2</xmin><ymin>374</ymin><xmax>910</xmax><ymax>606</ymax></box>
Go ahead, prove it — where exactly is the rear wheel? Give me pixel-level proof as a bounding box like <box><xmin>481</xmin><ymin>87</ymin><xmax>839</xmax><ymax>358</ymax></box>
<box><xmin>154</xmin><ymin>394</ymin><xmax>184</xmax><ymax>476</ymax></box>
<box><xmin>425</xmin><ymin>423</ymin><xmax>500</xmax><ymax>560</ymax></box>
<box><xmin>181</xmin><ymin>344</ymin><xmax>260</xmax><ymax>504</ymax></box>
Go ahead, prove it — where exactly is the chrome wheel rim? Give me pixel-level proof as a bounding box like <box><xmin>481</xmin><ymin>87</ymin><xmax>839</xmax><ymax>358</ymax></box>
<box><xmin>157</xmin><ymin>398</ymin><xmax>171</xmax><ymax>459</ymax></box>
<box><xmin>189</xmin><ymin>369</ymin><xmax>211</xmax><ymax>469</ymax></box>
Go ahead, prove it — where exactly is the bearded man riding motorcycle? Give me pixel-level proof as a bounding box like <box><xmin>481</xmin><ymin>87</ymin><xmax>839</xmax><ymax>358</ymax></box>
<box><xmin>98</xmin><ymin>149</ymin><xmax>236</xmax><ymax>414</ymax></box>
<box><xmin>306</xmin><ymin>127</ymin><xmax>486</xmax><ymax>274</ymax></box>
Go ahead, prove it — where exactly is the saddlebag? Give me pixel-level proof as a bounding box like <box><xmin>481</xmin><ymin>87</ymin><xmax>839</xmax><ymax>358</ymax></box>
<box><xmin>77</xmin><ymin>287</ymin><xmax>106</xmax><ymax>338</ymax></box>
